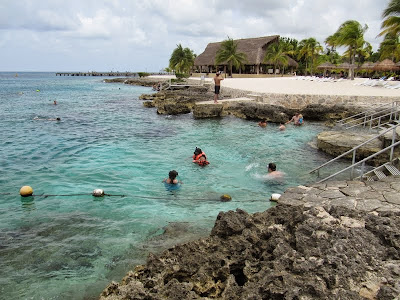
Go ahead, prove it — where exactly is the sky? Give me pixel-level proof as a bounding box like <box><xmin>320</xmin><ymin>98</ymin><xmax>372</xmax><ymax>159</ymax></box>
<box><xmin>0</xmin><ymin>0</ymin><xmax>391</xmax><ymax>72</ymax></box>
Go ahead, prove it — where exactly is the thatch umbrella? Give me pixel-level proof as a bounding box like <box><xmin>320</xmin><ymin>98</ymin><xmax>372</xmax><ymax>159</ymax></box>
<box><xmin>335</xmin><ymin>63</ymin><xmax>356</xmax><ymax>78</ymax></box>
<box><xmin>396</xmin><ymin>61</ymin><xmax>400</xmax><ymax>67</ymax></box>
<box><xmin>373</xmin><ymin>59</ymin><xmax>399</xmax><ymax>71</ymax></box>
<box><xmin>360</xmin><ymin>61</ymin><xmax>376</xmax><ymax>69</ymax></box>
<box><xmin>317</xmin><ymin>62</ymin><xmax>336</xmax><ymax>76</ymax></box>
<box><xmin>337</xmin><ymin>62</ymin><xmax>356</xmax><ymax>69</ymax></box>
<box><xmin>359</xmin><ymin>61</ymin><xmax>376</xmax><ymax>77</ymax></box>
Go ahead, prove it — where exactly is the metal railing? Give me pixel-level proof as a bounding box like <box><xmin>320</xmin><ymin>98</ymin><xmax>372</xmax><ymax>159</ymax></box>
<box><xmin>314</xmin><ymin>140</ymin><xmax>400</xmax><ymax>183</ymax></box>
<box><xmin>310</xmin><ymin>122</ymin><xmax>400</xmax><ymax>182</ymax></box>
<box><xmin>337</xmin><ymin>101</ymin><xmax>400</xmax><ymax>130</ymax></box>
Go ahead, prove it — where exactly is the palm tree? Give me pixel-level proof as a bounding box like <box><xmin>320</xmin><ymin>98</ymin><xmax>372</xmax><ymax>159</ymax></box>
<box><xmin>297</xmin><ymin>38</ymin><xmax>323</xmax><ymax>75</ymax></box>
<box><xmin>379</xmin><ymin>33</ymin><xmax>400</xmax><ymax>61</ymax></box>
<box><xmin>330</xmin><ymin>20</ymin><xmax>368</xmax><ymax>80</ymax></box>
<box><xmin>169</xmin><ymin>44</ymin><xmax>195</xmax><ymax>74</ymax></box>
<box><xmin>380</xmin><ymin>0</ymin><xmax>400</xmax><ymax>37</ymax></box>
<box><xmin>215</xmin><ymin>37</ymin><xmax>247</xmax><ymax>76</ymax></box>
<box><xmin>263</xmin><ymin>41</ymin><xmax>289</xmax><ymax>76</ymax></box>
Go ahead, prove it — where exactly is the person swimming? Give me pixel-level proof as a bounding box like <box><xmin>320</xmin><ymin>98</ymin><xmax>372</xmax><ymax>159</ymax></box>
<box><xmin>267</xmin><ymin>162</ymin><xmax>284</xmax><ymax>179</ymax></box>
<box><xmin>258</xmin><ymin>119</ymin><xmax>267</xmax><ymax>127</ymax></box>
<box><xmin>192</xmin><ymin>147</ymin><xmax>209</xmax><ymax>166</ymax></box>
<box><xmin>162</xmin><ymin>170</ymin><xmax>182</xmax><ymax>184</ymax></box>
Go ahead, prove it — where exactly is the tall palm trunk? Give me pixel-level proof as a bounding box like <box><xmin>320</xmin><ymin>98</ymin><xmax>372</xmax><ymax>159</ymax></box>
<box><xmin>350</xmin><ymin>48</ymin><xmax>355</xmax><ymax>80</ymax></box>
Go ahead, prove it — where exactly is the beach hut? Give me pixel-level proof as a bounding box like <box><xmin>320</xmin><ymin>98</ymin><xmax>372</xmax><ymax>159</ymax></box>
<box><xmin>194</xmin><ymin>35</ymin><xmax>298</xmax><ymax>75</ymax></box>
<box><xmin>317</xmin><ymin>62</ymin><xmax>336</xmax><ymax>77</ymax></box>
<box><xmin>373</xmin><ymin>59</ymin><xmax>399</xmax><ymax>71</ymax></box>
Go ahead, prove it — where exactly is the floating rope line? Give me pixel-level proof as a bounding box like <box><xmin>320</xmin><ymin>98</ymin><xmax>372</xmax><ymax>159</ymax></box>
<box><xmin>12</xmin><ymin>186</ymin><xmax>278</xmax><ymax>202</ymax></box>
<box><xmin>33</xmin><ymin>193</ymin><xmax>126</xmax><ymax>198</ymax></box>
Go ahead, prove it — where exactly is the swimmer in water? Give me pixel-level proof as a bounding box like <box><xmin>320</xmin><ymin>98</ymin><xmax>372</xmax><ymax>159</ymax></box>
<box><xmin>162</xmin><ymin>170</ymin><xmax>182</xmax><ymax>184</ymax></box>
<box><xmin>258</xmin><ymin>119</ymin><xmax>267</xmax><ymax>127</ymax></box>
<box><xmin>267</xmin><ymin>162</ymin><xmax>284</xmax><ymax>179</ymax></box>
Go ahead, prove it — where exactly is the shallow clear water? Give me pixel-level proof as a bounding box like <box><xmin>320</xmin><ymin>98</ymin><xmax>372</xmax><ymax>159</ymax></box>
<box><xmin>0</xmin><ymin>72</ymin><xmax>350</xmax><ymax>299</ymax></box>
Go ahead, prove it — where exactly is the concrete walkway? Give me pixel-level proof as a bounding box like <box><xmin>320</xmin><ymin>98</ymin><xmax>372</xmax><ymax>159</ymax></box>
<box><xmin>277</xmin><ymin>176</ymin><xmax>400</xmax><ymax>212</ymax></box>
<box><xmin>196</xmin><ymin>97</ymin><xmax>255</xmax><ymax>105</ymax></box>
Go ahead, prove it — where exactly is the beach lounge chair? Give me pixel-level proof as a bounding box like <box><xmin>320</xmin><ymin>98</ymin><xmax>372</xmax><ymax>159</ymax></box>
<box><xmin>354</xmin><ymin>79</ymin><xmax>370</xmax><ymax>86</ymax></box>
<box><xmin>386</xmin><ymin>82</ymin><xmax>400</xmax><ymax>89</ymax></box>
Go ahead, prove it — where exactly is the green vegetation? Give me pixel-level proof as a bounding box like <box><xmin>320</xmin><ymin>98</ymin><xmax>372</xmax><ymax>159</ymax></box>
<box><xmin>215</xmin><ymin>37</ymin><xmax>247</xmax><ymax>76</ymax></box>
<box><xmin>137</xmin><ymin>72</ymin><xmax>150</xmax><ymax>77</ymax></box>
<box><xmin>263</xmin><ymin>41</ymin><xmax>289</xmax><ymax>75</ymax></box>
<box><xmin>297</xmin><ymin>38</ymin><xmax>323</xmax><ymax>75</ymax></box>
<box><xmin>327</xmin><ymin>20</ymin><xmax>369</xmax><ymax>79</ymax></box>
<box><xmin>169</xmin><ymin>44</ymin><xmax>196</xmax><ymax>74</ymax></box>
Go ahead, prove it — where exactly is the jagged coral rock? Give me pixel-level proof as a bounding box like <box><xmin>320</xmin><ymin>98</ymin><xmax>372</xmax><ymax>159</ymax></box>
<box><xmin>99</xmin><ymin>204</ymin><xmax>400</xmax><ymax>300</ymax></box>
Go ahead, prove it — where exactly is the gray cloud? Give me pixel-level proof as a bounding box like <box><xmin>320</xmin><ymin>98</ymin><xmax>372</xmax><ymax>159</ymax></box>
<box><xmin>0</xmin><ymin>0</ymin><xmax>392</xmax><ymax>71</ymax></box>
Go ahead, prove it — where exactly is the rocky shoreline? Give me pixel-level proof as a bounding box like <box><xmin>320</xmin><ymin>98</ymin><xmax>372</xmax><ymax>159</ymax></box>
<box><xmin>106</xmin><ymin>77</ymin><xmax>395</xmax><ymax>124</ymax></box>
<box><xmin>100</xmin><ymin>177</ymin><xmax>400</xmax><ymax>299</ymax></box>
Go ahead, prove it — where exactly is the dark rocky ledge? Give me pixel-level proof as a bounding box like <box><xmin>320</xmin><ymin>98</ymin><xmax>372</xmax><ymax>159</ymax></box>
<box><xmin>99</xmin><ymin>177</ymin><xmax>400</xmax><ymax>300</ymax></box>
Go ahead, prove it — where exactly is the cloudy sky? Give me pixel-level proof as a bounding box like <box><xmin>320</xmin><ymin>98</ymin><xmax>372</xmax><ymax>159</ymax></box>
<box><xmin>0</xmin><ymin>0</ymin><xmax>390</xmax><ymax>72</ymax></box>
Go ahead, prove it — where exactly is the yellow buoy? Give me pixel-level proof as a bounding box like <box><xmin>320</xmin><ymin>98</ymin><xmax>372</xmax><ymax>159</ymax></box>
<box><xmin>20</xmin><ymin>186</ymin><xmax>33</xmax><ymax>197</ymax></box>
<box><xmin>220</xmin><ymin>194</ymin><xmax>232</xmax><ymax>202</ymax></box>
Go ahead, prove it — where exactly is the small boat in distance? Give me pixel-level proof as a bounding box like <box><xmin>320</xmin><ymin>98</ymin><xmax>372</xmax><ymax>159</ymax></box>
<box><xmin>15</xmin><ymin>73</ymin><xmax>18</xmax><ymax>77</ymax></box>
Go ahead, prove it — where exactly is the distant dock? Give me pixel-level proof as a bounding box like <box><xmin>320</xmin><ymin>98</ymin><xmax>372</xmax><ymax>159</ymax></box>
<box><xmin>56</xmin><ymin>72</ymin><xmax>137</xmax><ymax>77</ymax></box>
<box><xmin>55</xmin><ymin>72</ymin><xmax>169</xmax><ymax>77</ymax></box>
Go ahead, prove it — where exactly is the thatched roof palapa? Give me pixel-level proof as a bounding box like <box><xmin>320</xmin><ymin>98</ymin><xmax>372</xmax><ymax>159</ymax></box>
<box><xmin>317</xmin><ymin>62</ymin><xmax>336</xmax><ymax>69</ymax></box>
<box><xmin>194</xmin><ymin>35</ymin><xmax>297</xmax><ymax>67</ymax></box>
<box><xmin>360</xmin><ymin>61</ymin><xmax>376</xmax><ymax>69</ymax></box>
<box><xmin>373</xmin><ymin>59</ymin><xmax>399</xmax><ymax>71</ymax></box>
<box><xmin>336</xmin><ymin>62</ymin><xmax>356</xmax><ymax>69</ymax></box>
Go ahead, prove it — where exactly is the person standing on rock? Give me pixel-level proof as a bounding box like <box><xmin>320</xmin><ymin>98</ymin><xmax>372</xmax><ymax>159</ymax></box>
<box><xmin>213</xmin><ymin>71</ymin><xmax>224</xmax><ymax>103</ymax></box>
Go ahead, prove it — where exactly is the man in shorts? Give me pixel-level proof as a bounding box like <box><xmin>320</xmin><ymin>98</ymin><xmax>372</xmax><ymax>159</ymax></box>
<box><xmin>213</xmin><ymin>71</ymin><xmax>224</xmax><ymax>103</ymax></box>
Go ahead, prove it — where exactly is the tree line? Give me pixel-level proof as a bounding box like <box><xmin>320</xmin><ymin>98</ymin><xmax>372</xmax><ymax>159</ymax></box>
<box><xmin>167</xmin><ymin>0</ymin><xmax>400</xmax><ymax>79</ymax></box>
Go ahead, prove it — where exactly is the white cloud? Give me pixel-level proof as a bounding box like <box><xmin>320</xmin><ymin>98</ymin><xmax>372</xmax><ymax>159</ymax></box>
<box><xmin>0</xmin><ymin>0</ymin><xmax>392</xmax><ymax>71</ymax></box>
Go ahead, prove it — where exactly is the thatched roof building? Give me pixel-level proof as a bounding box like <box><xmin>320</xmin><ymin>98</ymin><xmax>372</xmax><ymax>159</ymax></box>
<box><xmin>194</xmin><ymin>35</ymin><xmax>298</xmax><ymax>75</ymax></box>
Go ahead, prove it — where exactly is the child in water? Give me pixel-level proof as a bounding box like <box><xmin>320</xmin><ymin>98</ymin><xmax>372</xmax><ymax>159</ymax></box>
<box><xmin>162</xmin><ymin>170</ymin><xmax>182</xmax><ymax>184</ymax></box>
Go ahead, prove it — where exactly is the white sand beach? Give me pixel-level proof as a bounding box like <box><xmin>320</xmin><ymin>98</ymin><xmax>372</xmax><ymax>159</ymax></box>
<box><xmin>150</xmin><ymin>75</ymin><xmax>400</xmax><ymax>97</ymax></box>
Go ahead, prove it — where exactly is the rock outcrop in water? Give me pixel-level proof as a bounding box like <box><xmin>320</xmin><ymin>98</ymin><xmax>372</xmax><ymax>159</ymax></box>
<box><xmin>316</xmin><ymin>130</ymin><xmax>400</xmax><ymax>166</ymax></box>
<box><xmin>99</xmin><ymin>201</ymin><xmax>400</xmax><ymax>299</ymax></box>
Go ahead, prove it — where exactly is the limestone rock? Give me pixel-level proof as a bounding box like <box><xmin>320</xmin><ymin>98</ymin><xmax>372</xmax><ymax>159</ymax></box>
<box><xmin>99</xmin><ymin>204</ymin><xmax>400</xmax><ymax>300</ymax></box>
<box><xmin>317</xmin><ymin>130</ymin><xmax>389</xmax><ymax>166</ymax></box>
<box><xmin>142</xmin><ymin>101</ymin><xmax>154</xmax><ymax>108</ymax></box>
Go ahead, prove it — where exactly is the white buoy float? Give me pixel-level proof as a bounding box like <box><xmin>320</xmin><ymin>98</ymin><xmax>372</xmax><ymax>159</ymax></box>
<box><xmin>92</xmin><ymin>189</ymin><xmax>105</xmax><ymax>197</ymax></box>
<box><xmin>20</xmin><ymin>186</ymin><xmax>33</xmax><ymax>197</ymax></box>
<box><xmin>270</xmin><ymin>193</ymin><xmax>281</xmax><ymax>202</ymax></box>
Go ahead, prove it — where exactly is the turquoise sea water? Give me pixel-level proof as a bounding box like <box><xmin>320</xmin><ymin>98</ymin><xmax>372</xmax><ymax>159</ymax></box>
<box><xmin>0</xmin><ymin>72</ymin><xmax>350</xmax><ymax>299</ymax></box>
